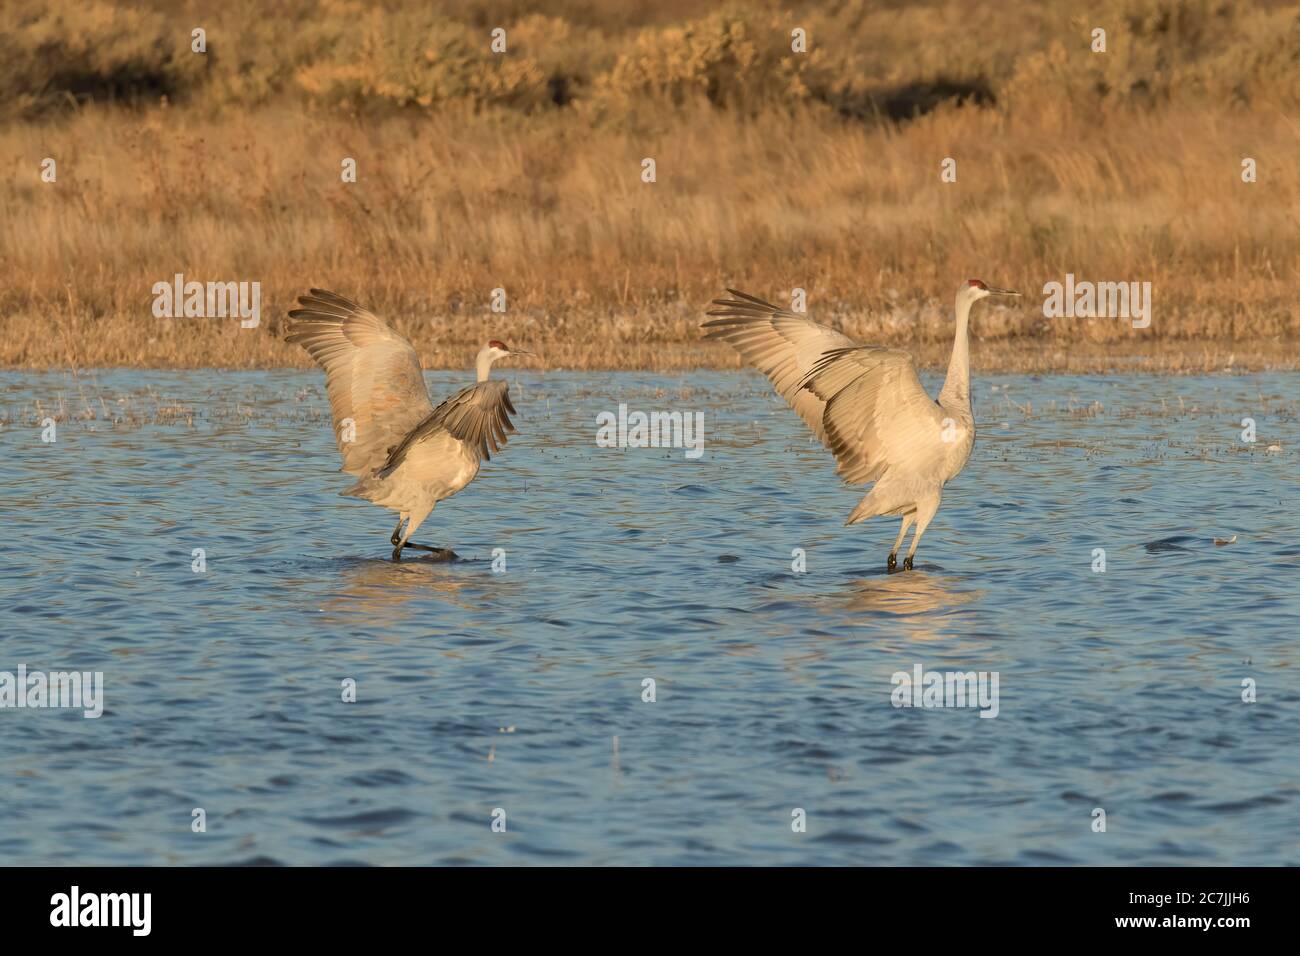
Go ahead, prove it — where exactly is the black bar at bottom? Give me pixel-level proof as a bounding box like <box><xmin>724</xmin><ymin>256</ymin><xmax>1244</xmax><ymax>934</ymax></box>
<box><xmin>0</xmin><ymin>866</ymin><xmax>1280</xmax><ymax>941</ymax></box>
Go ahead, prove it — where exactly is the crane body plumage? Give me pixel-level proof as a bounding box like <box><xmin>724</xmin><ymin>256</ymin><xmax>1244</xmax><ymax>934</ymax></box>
<box><xmin>704</xmin><ymin>280</ymin><xmax>1017</xmax><ymax>571</ymax></box>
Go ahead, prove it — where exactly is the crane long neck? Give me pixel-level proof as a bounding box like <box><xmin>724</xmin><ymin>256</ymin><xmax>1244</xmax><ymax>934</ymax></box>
<box><xmin>939</xmin><ymin>293</ymin><xmax>972</xmax><ymax>410</ymax></box>
<box><xmin>476</xmin><ymin>349</ymin><xmax>493</xmax><ymax>383</ymax></box>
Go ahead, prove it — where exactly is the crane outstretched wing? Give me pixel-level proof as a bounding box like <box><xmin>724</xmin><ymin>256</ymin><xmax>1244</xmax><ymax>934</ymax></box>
<box><xmin>800</xmin><ymin>347</ymin><xmax>946</xmax><ymax>484</ymax></box>
<box><xmin>284</xmin><ymin>288</ymin><xmax>433</xmax><ymax>477</ymax></box>
<box><xmin>702</xmin><ymin>288</ymin><xmax>856</xmax><ymax>445</ymax></box>
<box><xmin>377</xmin><ymin>380</ymin><xmax>517</xmax><ymax>478</ymax></box>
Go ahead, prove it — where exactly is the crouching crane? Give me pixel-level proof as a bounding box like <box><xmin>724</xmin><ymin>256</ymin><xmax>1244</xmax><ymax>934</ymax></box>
<box><xmin>703</xmin><ymin>280</ymin><xmax>1018</xmax><ymax>571</ymax></box>
<box><xmin>286</xmin><ymin>289</ymin><xmax>529</xmax><ymax>560</ymax></box>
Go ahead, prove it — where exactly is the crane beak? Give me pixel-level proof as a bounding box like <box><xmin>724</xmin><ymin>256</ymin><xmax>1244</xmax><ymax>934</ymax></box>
<box><xmin>988</xmin><ymin>287</ymin><xmax>1020</xmax><ymax>297</ymax></box>
<box><xmin>509</xmin><ymin>348</ymin><xmax>534</xmax><ymax>356</ymax></box>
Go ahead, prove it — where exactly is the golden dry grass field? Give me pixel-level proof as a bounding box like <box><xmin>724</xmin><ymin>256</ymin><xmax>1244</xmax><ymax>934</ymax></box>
<box><xmin>2</xmin><ymin>0</ymin><xmax>1298</xmax><ymax>371</ymax></box>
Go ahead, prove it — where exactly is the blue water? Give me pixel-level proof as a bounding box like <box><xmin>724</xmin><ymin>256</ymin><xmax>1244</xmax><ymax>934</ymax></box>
<box><xmin>1</xmin><ymin>368</ymin><xmax>1297</xmax><ymax>865</ymax></box>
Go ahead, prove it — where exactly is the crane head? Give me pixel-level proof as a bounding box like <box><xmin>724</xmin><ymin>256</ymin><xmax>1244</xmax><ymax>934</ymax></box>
<box><xmin>964</xmin><ymin>278</ymin><xmax>1020</xmax><ymax>301</ymax></box>
<box><xmin>481</xmin><ymin>339</ymin><xmax>534</xmax><ymax>363</ymax></box>
<box><xmin>475</xmin><ymin>339</ymin><xmax>534</xmax><ymax>381</ymax></box>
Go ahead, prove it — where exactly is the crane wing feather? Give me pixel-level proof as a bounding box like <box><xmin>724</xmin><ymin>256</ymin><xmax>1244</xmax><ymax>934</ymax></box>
<box><xmin>702</xmin><ymin>288</ymin><xmax>945</xmax><ymax>486</ymax></box>
<box><xmin>802</xmin><ymin>347</ymin><xmax>945</xmax><ymax>484</ymax></box>
<box><xmin>377</xmin><ymin>380</ymin><xmax>517</xmax><ymax>477</ymax></box>
<box><xmin>702</xmin><ymin>288</ymin><xmax>856</xmax><ymax>444</ymax></box>
<box><xmin>285</xmin><ymin>289</ymin><xmax>434</xmax><ymax>476</ymax></box>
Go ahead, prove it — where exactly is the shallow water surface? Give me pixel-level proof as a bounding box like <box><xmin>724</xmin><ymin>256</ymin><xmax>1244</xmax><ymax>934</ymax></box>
<box><xmin>1</xmin><ymin>369</ymin><xmax>1297</xmax><ymax>865</ymax></box>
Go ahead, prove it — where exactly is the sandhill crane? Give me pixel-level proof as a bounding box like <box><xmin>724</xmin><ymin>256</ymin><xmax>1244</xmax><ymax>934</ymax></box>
<box><xmin>703</xmin><ymin>281</ymin><xmax>1019</xmax><ymax>571</ymax></box>
<box><xmin>285</xmin><ymin>289</ymin><xmax>529</xmax><ymax>561</ymax></box>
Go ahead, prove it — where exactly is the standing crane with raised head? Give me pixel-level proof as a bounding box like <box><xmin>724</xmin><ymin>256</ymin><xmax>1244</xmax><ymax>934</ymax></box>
<box><xmin>703</xmin><ymin>280</ymin><xmax>1019</xmax><ymax>571</ymax></box>
<box><xmin>285</xmin><ymin>289</ymin><xmax>530</xmax><ymax>561</ymax></box>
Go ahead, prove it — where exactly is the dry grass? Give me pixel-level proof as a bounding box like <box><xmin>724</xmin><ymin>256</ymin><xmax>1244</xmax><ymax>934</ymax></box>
<box><xmin>2</xmin><ymin>0</ymin><xmax>1298</xmax><ymax>372</ymax></box>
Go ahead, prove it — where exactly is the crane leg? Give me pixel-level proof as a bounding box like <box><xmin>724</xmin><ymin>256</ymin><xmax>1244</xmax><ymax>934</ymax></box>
<box><xmin>888</xmin><ymin>512</ymin><xmax>915</xmax><ymax>573</ymax></box>
<box><xmin>903</xmin><ymin>493</ymin><xmax>942</xmax><ymax>571</ymax></box>
<box><xmin>390</xmin><ymin>505</ymin><xmax>457</xmax><ymax>562</ymax></box>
